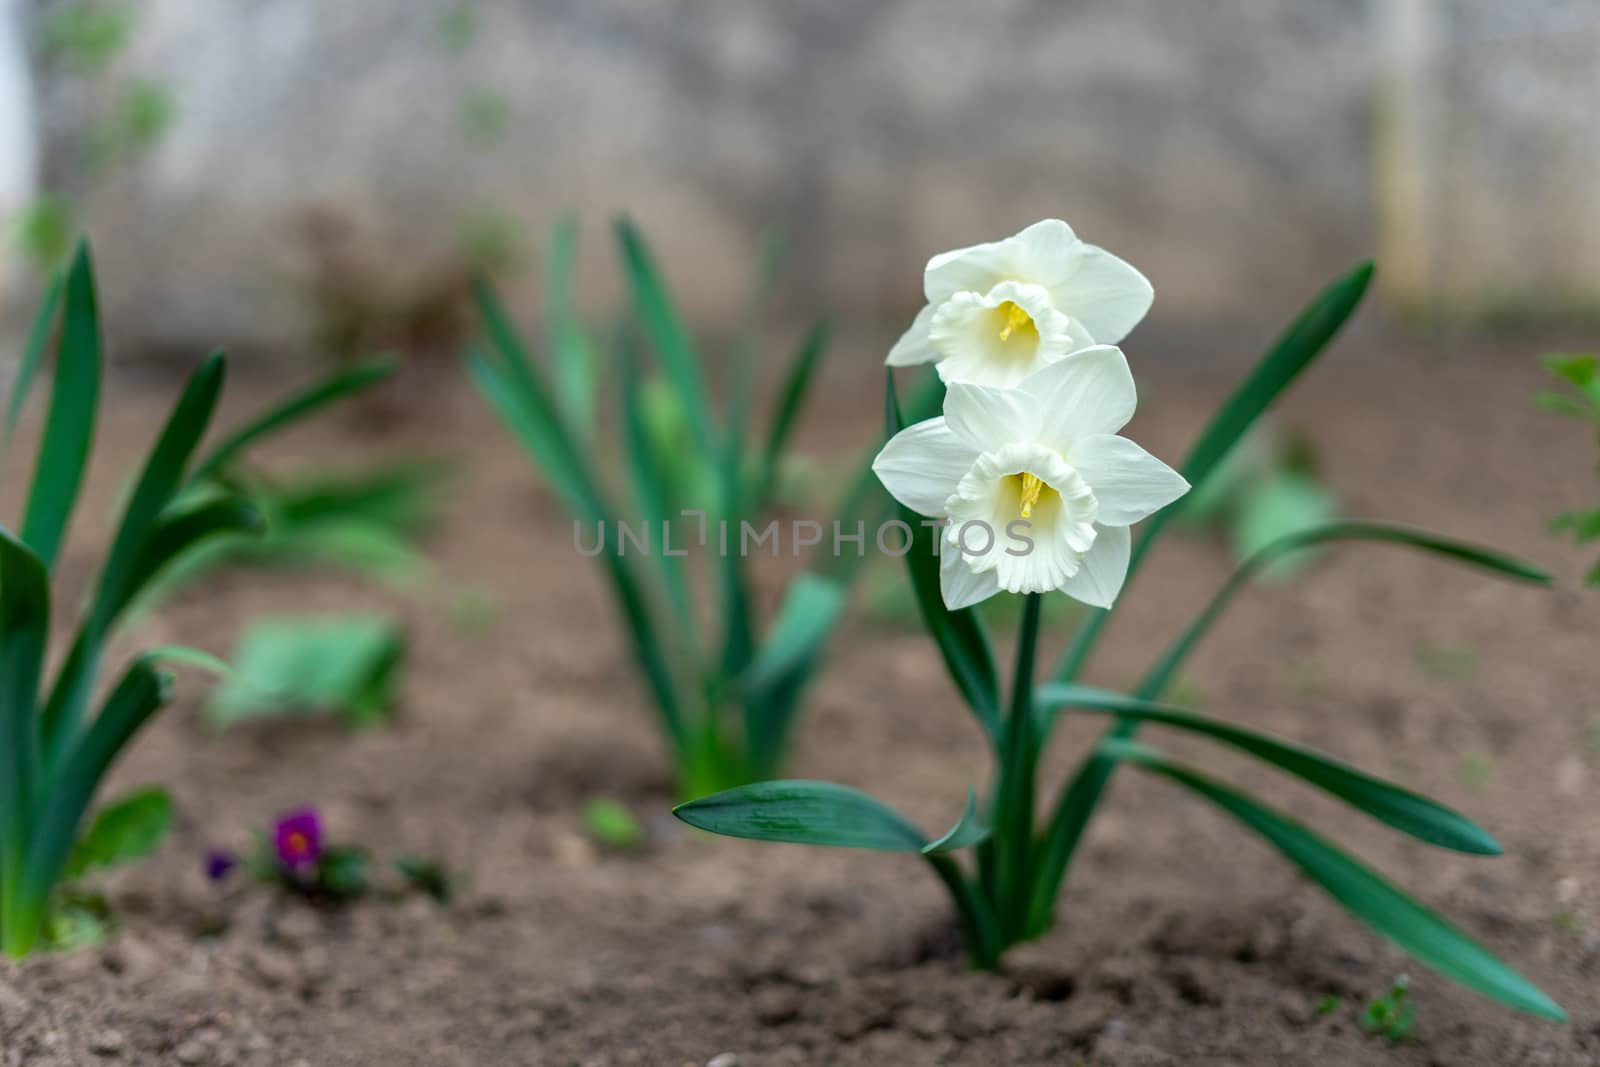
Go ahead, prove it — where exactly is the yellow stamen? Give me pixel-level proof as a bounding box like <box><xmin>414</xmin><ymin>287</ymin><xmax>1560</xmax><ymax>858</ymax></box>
<box><xmin>1018</xmin><ymin>472</ymin><xmax>1044</xmax><ymax>519</ymax></box>
<box><xmin>998</xmin><ymin>301</ymin><xmax>1032</xmax><ymax>341</ymax></box>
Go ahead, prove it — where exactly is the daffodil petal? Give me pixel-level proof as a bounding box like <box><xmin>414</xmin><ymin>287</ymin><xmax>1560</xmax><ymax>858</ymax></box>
<box><xmin>1049</xmin><ymin>242</ymin><xmax>1153</xmax><ymax>345</ymax></box>
<box><xmin>939</xmin><ymin>535</ymin><xmax>1003</xmax><ymax>611</ymax></box>
<box><xmin>886</xmin><ymin>303</ymin><xmax>939</xmax><ymax>367</ymax></box>
<box><xmin>943</xmin><ymin>382</ymin><xmax>1040</xmax><ymax>451</ymax></box>
<box><xmin>871</xmin><ymin>417</ymin><xmax>979</xmax><ymax>517</ymax></box>
<box><xmin>1023</xmin><ymin>346</ymin><xmax>1137</xmax><ymax>450</ymax></box>
<box><xmin>1057</xmin><ymin>523</ymin><xmax>1131</xmax><ymax>608</ymax></box>
<box><xmin>1069</xmin><ymin>434</ymin><xmax>1190</xmax><ymax>526</ymax></box>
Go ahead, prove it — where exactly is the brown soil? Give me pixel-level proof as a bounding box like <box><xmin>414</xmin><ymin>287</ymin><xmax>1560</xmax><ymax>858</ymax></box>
<box><xmin>2</xmin><ymin>332</ymin><xmax>1598</xmax><ymax>1066</ymax></box>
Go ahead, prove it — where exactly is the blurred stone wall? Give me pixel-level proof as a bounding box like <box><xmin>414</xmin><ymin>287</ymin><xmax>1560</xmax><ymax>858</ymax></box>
<box><xmin>7</xmin><ymin>1</ymin><xmax>1595</xmax><ymax>359</ymax></box>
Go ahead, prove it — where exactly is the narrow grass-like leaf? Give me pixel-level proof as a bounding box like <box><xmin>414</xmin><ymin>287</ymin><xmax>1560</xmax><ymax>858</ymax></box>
<box><xmin>886</xmin><ymin>371</ymin><xmax>999</xmax><ymax>739</ymax></box>
<box><xmin>674</xmin><ymin>780</ymin><xmax>928</xmax><ymax>852</ymax></box>
<box><xmin>0</xmin><ymin>527</ymin><xmax>50</xmax><ymax>951</ymax></box>
<box><xmin>40</xmin><ymin>355</ymin><xmax>227</xmax><ymax>770</ymax></box>
<box><xmin>10</xmin><ymin>658</ymin><xmax>169</xmax><ymax>958</ymax></box>
<box><xmin>619</xmin><ymin>335</ymin><xmax>698</xmax><ymax>643</ymax></box>
<box><xmin>757</xmin><ymin>320</ymin><xmax>830</xmax><ymax>507</ymax></box>
<box><xmin>113</xmin><ymin>496</ymin><xmax>263</xmax><ymax>618</ymax></box>
<box><xmin>1053</xmin><ymin>261</ymin><xmax>1374</xmax><ymax>687</ymax></box>
<box><xmin>1037</xmin><ymin>684</ymin><xmax>1500</xmax><ymax>854</ymax></box>
<box><xmin>1137</xmin><ymin>521</ymin><xmax>1551</xmax><ymax>702</ymax></box>
<box><xmin>22</xmin><ymin>243</ymin><xmax>102</xmax><ymax>570</ymax></box>
<box><xmin>189</xmin><ymin>358</ymin><xmax>395</xmax><ymax>482</ymax></box>
<box><xmin>2</xmin><ymin>268</ymin><xmax>64</xmax><ymax>462</ymax></box>
<box><xmin>470</xmin><ymin>287</ymin><xmax>688</xmax><ymax>752</ymax></box>
<box><xmin>741</xmin><ymin>573</ymin><xmax>848</xmax><ymax>774</ymax></box>
<box><xmin>615</xmin><ymin>218</ymin><xmax>713</xmax><ymax>460</ymax></box>
<box><xmin>64</xmin><ymin>786</ymin><xmax>171</xmax><ymax>879</ymax></box>
<box><xmin>1104</xmin><ymin>739</ymin><xmax>1566</xmax><ymax>1021</ymax></box>
<box><xmin>923</xmin><ymin>788</ymin><xmax>990</xmax><ymax>854</ymax></box>
<box><xmin>544</xmin><ymin>215</ymin><xmax>597</xmax><ymax>442</ymax></box>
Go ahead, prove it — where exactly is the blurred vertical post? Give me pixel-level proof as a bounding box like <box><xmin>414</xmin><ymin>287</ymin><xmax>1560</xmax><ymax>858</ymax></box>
<box><xmin>0</xmin><ymin>0</ymin><xmax>37</xmax><ymax>318</ymax></box>
<box><xmin>1372</xmin><ymin>0</ymin><xmax>1435</xmax><ymax>317</ymax></box>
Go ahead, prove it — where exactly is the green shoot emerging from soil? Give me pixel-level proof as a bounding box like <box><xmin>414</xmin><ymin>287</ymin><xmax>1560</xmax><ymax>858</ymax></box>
<box><xmin>469</xmin><ymin>217</ymin><xmax>929</xmax><ymax>797</ymax></box>
<box><xmin>1537</xmin><ymin>353</ymin><xmax>1600</xmax><ymax>585</ymax></box>
<box><xmin>676</xmin><ymin>223</ymin><xmax>1566</xmax><ymax>1022</ymax></box>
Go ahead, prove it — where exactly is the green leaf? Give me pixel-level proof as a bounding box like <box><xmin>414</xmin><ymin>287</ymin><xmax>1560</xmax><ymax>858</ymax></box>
<box><xmin>544</xmin><ymin>215</ymin><xmax>598</xmax><ymax>442</ymax></box>
<box><xmin>583</xmin><ymin>798</ymin><xmax>645</xmax><ymax>850</ymax></box>
<box><xmin>740</xmin><ymin>573</ymin><xmax>849</xmax><ymax>775</ymax></box>
<box><xmin>13</xmin><ymin>658</ymin><xmax>170</xmax><ymax>958</ymax></box>
<box><xmin>922</xmin><ymin>788</ymin><xmax>990</xmax><ymax>854</ymax></box>
<box><xmin>1543</xmin><ymin>353</ymin><xmax>1597</xmax><ymax>390</ymax></box>
<box><xmin>1533</xmin><ymin>391</ymin><xmax>1591</xmax><ymax>420</ymax></box>
<box><xmin>758</xmin><ymin>320</ymin><xmax>830</xmax><ymax>507</ymax></box>
<box><xmin>41</xmin><ymin>355</ymin><xmax>228</xmax><ymax>770</ymax></box>
<box><xmin>614</xmin><ymin>218</ymin><xmax>713</xmax><ymax>460</ymax></box>
<box><xmin>1138</xmin><ymin>521</ymin><xmax>1550</xmax><ymax>702</ymax></box>
<box><xmin>1053</xmin><ymin>261</ymin><xmax>1374</xmax><ymax>686</ymax></box>
<box><xmin>190</xmin><ymin>358</ymin><xmax>395</xmax><ymax>482</ymax></box>
<box><xmin>1231</xmin><ymin>471</ymin><xmax>1339</xmax><ymax>576</ymax></box>
<box><xmin>65</xmin><ymin>787</ymin><xmax>172</xmax><ymax>879</ymax></box>
<box><xmin>674</xmin><ymin>780</ymin><xmax>928</xmax><ymax>852</ymax></box>
<box><xmin>2</xmin><ymin>268</ymin><xmax>64</xmax><ymax>462</ymax></box>
<box><xmin>206</xmin><ymin>614</ymin><xmax>406</xmax><ymax>728</ymax></box>
<box><xmin>886</xmin><ymin>371</ymin><xmax>1000</xmax><ymax>740</ymax></box>
<box><xmin>1037</xmin><ymin>684</ymin><xmax>1500</xmax><ymax>854</ymax></box>
<box><xmin>112</xmin><ymin>495</ymin><xmax>264</xmax><ymax>618</ymax></box>
<box><xmin>0</xmin><ymin>527</ymin><xmax>50</xmax><ymax>950</ymax></box>
<box><xmin>618</xmin><ymin>334</ymin><xmax>697</xmax><ymax>643</ymax></box>
<box><xmin>1103</xmin><ymin>739</ymin><xmax>1566</xmax><ymax>1021</ymax></box>
<box><xmin>22</xmin><ymin>243</ymin><xmax>102</xmax><ymax>570</ymax></box>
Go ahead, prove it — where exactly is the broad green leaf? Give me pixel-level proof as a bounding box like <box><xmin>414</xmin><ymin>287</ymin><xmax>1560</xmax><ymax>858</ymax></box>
<box><xmin>207</xmin><ymin>614</ymin><xmax>406</xmax><ymax>728</ymax></box>
<box><xmin>1138</xmin><ymin>521</ymin><xmax>1551</xmax><ymax>702</ymax></box>
<box><xmin>1543</xmin><ymin>353</ymin><xmax>1596</xmax><ymax>390</ymax></box>
<box><xmin>886</xmin><ymin>370</ymin><xmax>999</xmax><ymax>740</ymax></box>
<box><xmin>674</xmin><ymin>780</ymin><xmax>927</xmax><ymax>852</ymax></box>
<box><xmin>22</xmin><ymin>243</ymin><xmax>102</xmax><ymax>570</ymax></box>
<box><xmin>190</xmin><ymin>358</ymin><xmax>395</xmax><ymax>482</ymax></box>
<box><xmin>614</xmin><ymin>218</ymin><xmax>713</xmax><ymax>460</ymax></box>
<box><xmin>583</xmin><ymin>798</ymin><xmax>645</xmax><ymax>851</ymax></box>
<box><xmin>740</xmin><ymin>573</ymin><xmax>848</xmax><ymax>775</ymax></box>
<box><xmin>1053</xmin><ymin>261</ymin><xmax>1374</xmax><ymax>686</ymax></box>
<box><xmin>1104</xmin><ymin>739</ymin><xmax>1566</xmax><ymax>1021</ymax></box>
<box><xmin>1036</xmin><ymin>684</ymin><xmax>1500</xmax><ymax>854</ymax></box>
<box><xmin>64</xmin><ymin>787</ymin><xmax>172</xmax><ymax>879</ymax></box>
<box><xmin>13</xmin><ymin>658</ymin><xmax>170</xmax><ymax>958</ymax></box>
<box><xmin>2</xmin><ymin>268</ymin><xmax>64</xmax><ymax>462</ymax></box>
<box><xmin>922</xmin><ymin>788</ymin><xmax>990</xmax><ymax>854</ymax></box>
<box><xmin>1533</xmin><ymin>391</ymin><xmax>1590</xmax><ymax>420</ymax></box>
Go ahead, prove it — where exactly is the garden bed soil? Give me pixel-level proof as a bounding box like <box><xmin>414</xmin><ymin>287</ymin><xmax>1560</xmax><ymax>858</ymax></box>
<box><xmin>1</xmin><ymin>333</ymin><xmax>1598</xmax><ymax>1066</ymax></box>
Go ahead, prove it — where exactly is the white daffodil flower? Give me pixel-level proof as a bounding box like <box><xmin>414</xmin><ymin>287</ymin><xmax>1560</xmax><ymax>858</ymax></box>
<box><xmin>886</xmin><ymin>219</ymin><xmax>1153</xmax><ymax>389</ymax></box>
<box><xmin>874</xmin><ymin>346</ymin><xmax>1187</xmax><ymax>611</ymax></box>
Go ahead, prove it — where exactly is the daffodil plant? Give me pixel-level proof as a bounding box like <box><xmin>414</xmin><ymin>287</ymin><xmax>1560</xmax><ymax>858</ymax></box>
<box><xmin>0</xmin><ymin>244</ymin><xmax>389</xmax><ymax>958</ymax></box>
<box><xmin>471</xmin><ymin>219</ymin><xmax>929</xmax><ymax>796</ymax></box>
<box><xmin>677</xmin><ymin>221</ymin><xmax>1566</xmax><ymax>1021</ymax></box>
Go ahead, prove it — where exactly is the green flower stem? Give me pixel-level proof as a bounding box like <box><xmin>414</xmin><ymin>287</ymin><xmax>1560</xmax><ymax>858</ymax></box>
<box><xmin>994</xmin><ymin>593</ymin><xmax>1042</xmax><ymax>945</ymax></box>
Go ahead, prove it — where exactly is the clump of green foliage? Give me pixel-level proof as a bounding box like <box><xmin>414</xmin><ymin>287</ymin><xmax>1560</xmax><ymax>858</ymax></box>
<box><xmin>1537</xmin><ymin>353</ymin><xmax>1600</xmax><ymax>584</ymax></box>
<box><xmin>471</xmin><ymin>218</ymin><xmax>923</xmax><ymax>796</ymax></box>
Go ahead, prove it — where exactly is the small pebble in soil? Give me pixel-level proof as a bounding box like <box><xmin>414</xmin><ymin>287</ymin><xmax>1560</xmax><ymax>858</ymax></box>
<box><xmin>705</xmin><ymin>1055</ymin><xmax>740</xmax><ymax>1067</ymax></box>
<box><xmin>87</xmin><ymin>1029</ymin><xmax>126</xmax><ymax>1056</ymax></box>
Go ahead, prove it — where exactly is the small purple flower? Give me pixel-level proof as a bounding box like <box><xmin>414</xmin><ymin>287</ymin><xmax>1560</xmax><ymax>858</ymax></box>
<box><xmin>273</xmin><ymin>808</ymin><xmax>324</xmax><ymax>873</ymax></box>
<box><xmin>204</xmin><ymin>848</ymin><xmax>238</xmax><ymax>883</ymax></box>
